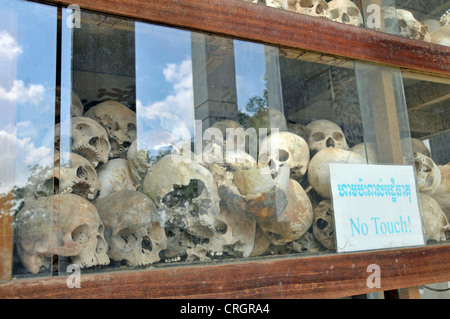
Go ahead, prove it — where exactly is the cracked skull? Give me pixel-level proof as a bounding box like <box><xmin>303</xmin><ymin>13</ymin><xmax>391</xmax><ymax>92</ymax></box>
<box><xmin>142</xmin><ymin>154</ymin><xmax>220</xmax><ymax>240</ymax></box>
<box><xmin>15</xmin><ymin>194</ymin><xmax>110</xmax><ymax>273</ymax></box>
<box><xmin>84</xmin><ymin>100</ymin><xmax>137</xmax><ymax>159</ymax></box>
<box><xmin>95</xmin><ymin>190</ymin><xmax>167</xmax><ymax>266</ymax></box>
<box><xmin>258</xmin><ymin>179</ymin><xmax>313</xmax><ymax>245</ymax></box>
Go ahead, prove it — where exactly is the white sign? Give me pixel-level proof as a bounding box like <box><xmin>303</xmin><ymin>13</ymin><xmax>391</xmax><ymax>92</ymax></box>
<box><xmin>329</xmin><ymin>163</ymin><xmax>425</xmax><ymax>253</ymax></box>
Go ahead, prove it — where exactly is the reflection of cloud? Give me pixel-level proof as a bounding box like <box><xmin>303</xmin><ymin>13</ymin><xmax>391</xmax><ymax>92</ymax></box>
<box><xmin>138</xmin><ymin>59</ymin><xmax>194</xmax><ymax>133</ymax></box>
<box><xmin>0</xmin><ymin>30</ymin><xmax>22</xmax><ymax>60</ymax></box>
<box><xmin>0</xmin><ymin>80</ymin><xmax>45</xmax><ymax>105</ymax></box>
<box><xmin>0</xmin><ymin>129</ymin><xmax>52</xmax><ymax>194</ymax></box>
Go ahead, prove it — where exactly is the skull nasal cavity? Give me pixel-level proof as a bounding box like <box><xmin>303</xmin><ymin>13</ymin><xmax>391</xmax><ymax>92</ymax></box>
<box><xmin>326</xmin><ymin>137</ymin><xmax>335</xmax><ymax>148</ymax></box>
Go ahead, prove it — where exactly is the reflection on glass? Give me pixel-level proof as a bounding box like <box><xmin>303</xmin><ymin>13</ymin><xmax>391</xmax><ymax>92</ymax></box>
<box><xmin>55</xmin><ymin>6</ymin><xmax>372</xmax><ymax>274</ymax></box>
<box><xmin>0</xmin><ymin>0</ymin><xmax>56</xmax><ymax>278</ymax></box>
<box><xmin>360</xmin><ymin>0</ymin><xmax>449</xmax><ymax>46</ymax></box>
<box><xmin>5</xmin><ymin>1</ymin><xmax>445</xmax><ymax>279</ymax></box>
<box><xmin>403</xmin><ymin>73</ymin><xmax>450</xmax><ymax>243</ymax></box>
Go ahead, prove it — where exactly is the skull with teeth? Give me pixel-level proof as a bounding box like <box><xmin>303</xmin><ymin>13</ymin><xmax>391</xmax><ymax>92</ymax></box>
<box><xmin>328</xmin><ymin>0</ymin><xmax>363</xmax><ymax>27</ymax></box>
<box><xmin>15</xmin><ymin>194</ymin><xmax>110</xmax><ymax>274</ymax></box>
<box><xmin>84</xmin><ymin>100</ymin><xmax>137</xmax><ymax>159</ymax></box>
<box><xmin>306</xmin><ymin>119</ymin><xmax>349</xmax><ymax>157</ymax></box>
<box><xmin>70</xmin><ymin>116</ymin><xmax>111</xmax><ymax>168</ymax></box>
<box><xmin>95</xmin><ymin>190</ymin><xmax>167</xmax><ymax>266</ymax></box>
<box><xmin>56</xmin><ymin>151</ymin><xmax>101</xmax><ymax>201</ymax></box>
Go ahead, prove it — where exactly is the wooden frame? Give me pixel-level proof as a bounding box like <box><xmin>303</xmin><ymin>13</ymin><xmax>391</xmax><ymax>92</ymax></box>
<box><xmin>1</xmin><ymin>0</ymin><xmax>449</xmax><ymax>299</ymax></box>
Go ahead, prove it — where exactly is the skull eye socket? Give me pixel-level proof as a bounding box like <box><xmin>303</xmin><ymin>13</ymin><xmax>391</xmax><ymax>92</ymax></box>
<box><xmin>127</xmin><ymin>123</ymin><xmax>137</xmax><ymax>137</ymax></box>
<box><xmin>332</xmin><ymin>132</ymin><xmax>344</xmax><ymax>141</ymax></box>
<box><xmin>311</xmin><ymin>132</ymin><xmax>325</xmax><ymax>142</ymax></box>
<box><xmin>300</xmin><ymin>0</ymin><xmax>313</xmax><ymax>8</ymax></box>
<box><xmin>278</xmin><ymin>149</ymin><xmax>290</xmax><ymax>162</ymax></box>
<box><xmin>347</xmin><ymin>7</ymin><xmax>360</xmax><ymax>17</ymax></box>
<box><xmin>71</xmin><ymin>224</ymin><xmax>90</xmax><ymax>245</ymax></box>
<box><xmin>76</xmin><ymin>166</ymin><xmax>88</xmax><ymax>179</ymax></box>
<box><xmin>399</xmin><ymin>19</ymin><xmax>408</xmax><ymax>29</ymax></box>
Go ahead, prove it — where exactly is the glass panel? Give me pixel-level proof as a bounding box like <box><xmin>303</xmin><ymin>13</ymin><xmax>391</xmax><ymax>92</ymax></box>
<box><xmin>57</xmin><ymin>7</ymin><xmax>372</xmax><ymax>274</ymax></box>
<box><xmin>402</xmin><ymin>72</ymin><xmax>450</xmax><ymax>244</ymax></box>
<box><xmin>360</xmin><ymin>0</ymin><xmax>450</xmax><ymax>46</ymax></box>
<box><xmin>54</xmin><ymin>6</ymin><xmax>447</xmax><ymax>276</ymax></box>
<box><xmin>0</xmin><ymin>0</ymin><xmax>57</xmax><ymax>279</ymax></box>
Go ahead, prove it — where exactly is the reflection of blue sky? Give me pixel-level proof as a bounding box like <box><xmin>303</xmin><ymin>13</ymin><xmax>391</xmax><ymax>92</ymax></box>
<box><xmin>134</xmin><ymin>24</ymin><xmax>266</xmax><ymax>152</ymax></box>
<box><xmin>234</xmin><ymin>40</ymin><xmax>267</xmax><ymax>115</ymax></box>
<box><xmin>0</xmin><ymin>0</ymin><xmax>56</xmax><ymax>193</ymax></box>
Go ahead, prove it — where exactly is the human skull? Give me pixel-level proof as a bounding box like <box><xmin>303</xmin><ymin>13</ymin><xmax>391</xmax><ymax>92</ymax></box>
<box><xmin>295</xmin><ymin>0</ymin><xmax>331</xmax><ymax>20</ymax></box>
<box><xmin>56</xmin><ymin>193</ymin><xmax>109</xmax><ymax>268</ymax></box>
<box><xmin>328</xmin><ymin>0</ymin><xmax>363</xmax><ymax>27</ymax></box>
<box><xmin>207</xmin><ymin>205</ymin><xmax>257</xmax><ymax>258</ymax></box>
<box><xmin>142</xmin><ymin>154</ymin><xmax>220</xmax><ymax>239</ymax></box>
<box><xmin>15</xmin><ymin>194</ymin><xmax>110</xmax><ymax>273</ymax></box>
<box><xmin>95</xmin><ymin>190</ymin><xmax>167</xmax><ymax>266</ymax></box>
<box><xmin>312</xmin><ymin>199</ymin><xmax>335</xmax><ymax>249</ymax></box>
<box><xmin>70</xmin><ymin>116</ymin><xmax>111</xmax><ymax>168</ymax></box>
<box><xmin>258</xmin><ymin>179</ymin><xmax>313</xmax><ymax>245</ymax></box>
<box><xmin>308</xmin><ymin>147</ymin><xmax>366</xmax><ymax>198</ymax></box>
<box><xmin>258</xmin><ymin>131</ymin><xmax>310</xmax><ymax>181</ymax></box>
<box><xmin>56</xmin><ymin>151</ymin><xmax>101</xmax><ymax>201</ymax></box>
<box><xmin>14</xmin><ymin>196</ymin><xmax>54</xmax><ymax>274</ymax></box>
<box><xmin>84</xmin><ymin>100</ymin><xmax>137</xmax><ymax>159</ymax></box>
<box><xmin>414</xmin><ymin>152</ymin><xmax>442</xmax><ymax>196</ymax></box>
<box><xmin>396</xmin><ymin>9</ymin><xmax>431</xmax><ymax>41</ymax></box>
<box><xmin>96</xmin><ymin>158</ymin><xmax>138</xmax><ymax>201</ymax></box>
<box><xmin>420</xmin><ymin>193</ymin><xmax>449</xmax><ymax>242</ymax></box>
<box><xmin>306</xmin><ymin>119</ymin><xmax>349</xmax><ymax>157</ymax></box>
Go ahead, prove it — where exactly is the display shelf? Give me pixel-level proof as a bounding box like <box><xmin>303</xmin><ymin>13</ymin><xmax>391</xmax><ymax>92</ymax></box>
<box><xmin>1</xmin><ymin>244</ymin><xmax>449</xmax><ymax>299</ymax></box>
